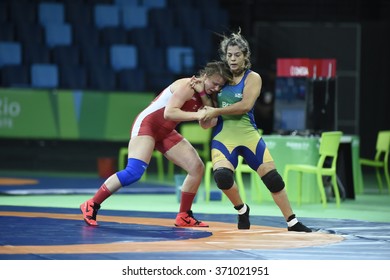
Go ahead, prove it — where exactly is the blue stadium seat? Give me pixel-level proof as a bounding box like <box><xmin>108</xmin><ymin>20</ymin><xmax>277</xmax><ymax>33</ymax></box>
<box><xmin>166</xmin><ymin>46</ymin><xmax>194</xmax><ymax>74</ymax></box>
<box><xmin>0</xmin><ymin>65</ymin><xmax>29</xmax><ymax>88</ymax></box>
<box><xmin>38</xmin><ymin>2</ymin><xmax>65</xmax><ymax>26</ymax></box>
<box><xmin>31</xmin><ymin>63</ymin><xmax>59</xmax><ymax>88</ymax></box>
<box><xmin>94</xmin><ymin>5</ymin><xmax>120</xmax><ymax>29</ymax></box>
<box><xmin>0</xmin><ymin>42</ymin><xmax>22</xmax><ymax>67</ymax></box>
<box><xmin>110</xmin><ymin>44</ymin><xmax>138</xmax><ymax>71</ymax></box>
<box><xmin>44</xmin><ymin>23</ymin><xmax>72</xmax><ymax>48</ymax></box>
<box><xmin>121</xmin><ymin>6</ymin><xmax>148</xmax><ymax>30</ymax></box>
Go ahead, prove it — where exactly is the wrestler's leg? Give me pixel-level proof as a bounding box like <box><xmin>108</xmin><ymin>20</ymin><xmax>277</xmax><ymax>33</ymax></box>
<box><xmin>80</xmin><ymin>136</ymin><xmax>154</xmax><ymax>226</ymax></box>
<box><xmin>257</xmin><ymin>162</ymin><xmax>312</xmax><ymax>232</ymax></box>
<box><xmin>165</xmin><ymin>138</ymin><xmax>208</xmax><ymax>227</ymax></box>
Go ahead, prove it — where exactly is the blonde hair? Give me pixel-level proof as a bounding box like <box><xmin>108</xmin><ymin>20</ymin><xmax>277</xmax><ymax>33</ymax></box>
<box><xmin>218</xmin><ymin>28</ymin><xmax>251</xmax><ymax>70</ymax></box>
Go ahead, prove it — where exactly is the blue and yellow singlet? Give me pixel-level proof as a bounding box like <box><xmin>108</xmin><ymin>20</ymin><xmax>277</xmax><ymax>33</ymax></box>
<box><xmin>211</xmin><ymin>70</ymin><xmax>273</xmax><ymax>170</ymax></box>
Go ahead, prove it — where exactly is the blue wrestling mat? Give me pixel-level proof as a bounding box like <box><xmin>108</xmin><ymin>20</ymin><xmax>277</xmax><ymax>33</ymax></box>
<box><xmin>0</xmin><ymin>176</ymin><xmax>175</xmax><ymax>195</ymax></box>
<box><xmin>1</xmin><ymin>205</ymin><xmax>389</xmax><ymax>260</ymax></box>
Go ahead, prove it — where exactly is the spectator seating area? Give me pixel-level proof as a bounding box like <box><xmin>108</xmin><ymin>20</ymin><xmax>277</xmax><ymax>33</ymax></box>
<box><xmin>0</xmin><ymin>0</ymin><xmax>229</xmax><ymax>92</ymax></box>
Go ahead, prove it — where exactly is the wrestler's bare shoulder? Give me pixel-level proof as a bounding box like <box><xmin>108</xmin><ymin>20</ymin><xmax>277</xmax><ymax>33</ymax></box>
<box><xmin>170</xmin><ymin>78</ymin><xmax>191</xmax><ymax>92</ymax></box>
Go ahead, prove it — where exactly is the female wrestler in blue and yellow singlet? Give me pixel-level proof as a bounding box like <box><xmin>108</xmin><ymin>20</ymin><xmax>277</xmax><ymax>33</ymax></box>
<box><xmin>196</xmin><ymin>30</ymin><xmax>311</xmax><ymax>232</ymax></box>
<box><xmin>211</xmin><ymin>69</ymin><xmax>273</xmax><ymax>171</ymax></box>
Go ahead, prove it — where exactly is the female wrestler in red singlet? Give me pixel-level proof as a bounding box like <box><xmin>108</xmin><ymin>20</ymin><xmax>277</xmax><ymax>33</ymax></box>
<box><xmin>80</xmin><ymin>61</ymin><xmax>232</xmax><ymax>227</ymax></box>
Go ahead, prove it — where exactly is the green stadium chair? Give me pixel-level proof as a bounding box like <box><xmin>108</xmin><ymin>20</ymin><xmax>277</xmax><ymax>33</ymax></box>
<box><xmin>284</xmin><ymin>131</ymin><xmax>343</xmax><ymax>208</ymax></box>
<box><xmin>360</xmin><ymin>130</ymin><xmax>390</xmax><ymax>193</ymax></box>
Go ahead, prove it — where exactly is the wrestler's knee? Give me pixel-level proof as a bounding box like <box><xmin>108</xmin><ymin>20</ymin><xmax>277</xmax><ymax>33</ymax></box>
<box><xmin>116</xmin><ymin>158</ymin><xmax>148</xmax><ymax>186</ymax></box>
<box><xmin>261</xmin><ymin>169</ymin><xmax>285</xmax><ymax>193</ymax></box>
<box><xmin>213</xmin><ymin>167</ymin><xmax>234</xmax><ymax>190</ymax></box>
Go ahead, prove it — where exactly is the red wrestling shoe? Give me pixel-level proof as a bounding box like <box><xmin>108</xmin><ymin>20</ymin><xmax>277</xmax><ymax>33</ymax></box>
<box><xmin>80</xmin><ymin>199</ymin><xmax>100</xmax><ymax>226</ymax></box>
<box><xmin>175</xmin><ymin>210</ymin><xmax>209</xmax><ymax>227</ymax></box>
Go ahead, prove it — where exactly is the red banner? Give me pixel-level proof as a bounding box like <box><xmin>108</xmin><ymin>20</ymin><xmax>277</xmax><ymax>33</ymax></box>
<box><xmin>277</xmin><ymin>58</ymin><xmax>336</xmax><ymax>78</ymax></box>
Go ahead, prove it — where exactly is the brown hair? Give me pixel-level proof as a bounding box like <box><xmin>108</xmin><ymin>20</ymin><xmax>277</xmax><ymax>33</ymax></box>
<box><xmin>198</xmin><ymin>61</ymin><xmax>233</xmax><ymax>83</ymax></box>
<box><xmin>218</xmin><ymin>28</ymin><xmax>251</xmax><ymax>70</ymax></box>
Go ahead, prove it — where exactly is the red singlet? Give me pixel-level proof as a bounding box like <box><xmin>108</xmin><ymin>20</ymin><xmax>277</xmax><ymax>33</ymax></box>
<box><xmin>131</xmin><ymin>85</ymin><xmax>203</xmax><ymax>153</ymax></box>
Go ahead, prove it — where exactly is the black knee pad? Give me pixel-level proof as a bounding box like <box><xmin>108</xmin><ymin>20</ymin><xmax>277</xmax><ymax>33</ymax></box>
<box><xmin>213</xmin><ymin>167</ymin><xmax>234</xmax><ymax>190</ymax></box>
<box><xmin>261</xmin><ymin>169</ymin><xmax>285</xmax><ymax>193</ymax></box>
